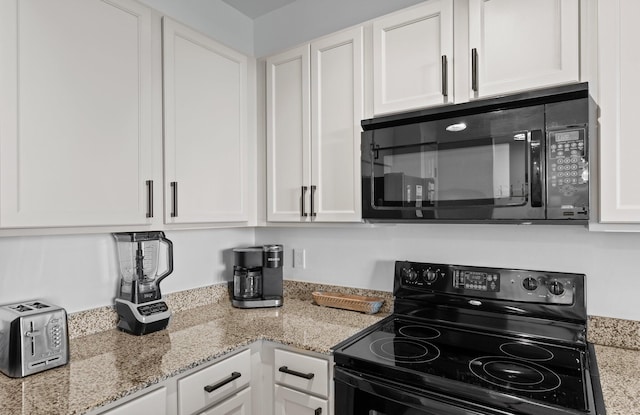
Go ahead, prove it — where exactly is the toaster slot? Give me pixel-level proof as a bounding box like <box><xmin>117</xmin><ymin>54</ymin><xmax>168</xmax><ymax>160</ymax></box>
<box><xmin>29</xmin><ymin>360</ymin><xmax>46</xmax><ymax>369</ymax></box>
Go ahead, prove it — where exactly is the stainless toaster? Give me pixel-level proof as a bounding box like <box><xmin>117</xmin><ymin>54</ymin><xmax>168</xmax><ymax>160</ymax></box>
<box><xmin>0</xmin><ymin>300</ymin><xmax>69</xmax><ymax>378</ymax></box>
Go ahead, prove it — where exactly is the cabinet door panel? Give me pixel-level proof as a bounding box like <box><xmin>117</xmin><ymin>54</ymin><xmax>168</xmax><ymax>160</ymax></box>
<box><xmin>163</xmin><ymin>18</ymin><xmax>248</xmax><ymax>224</ymax></box>
<box><xmin>598</xmin><ymin>0</ymin><xmax>640</xmax><ymax>222</ymax></box>
<box><xmin>0</xmin><ymin>0</ymin><xmax>153</xmax><ymax>228</ymax></box>
<box><xmin>311</xmin><ymin>27</ymin><xmax>363</xmax><ymax>222</ymax></box>
<box><xmin>266</xmin><ymin>46</ymin><xmax>311</xmax><ymax>222</ymax></box>
<box><xmin>373</xmin><ymin>0</ymin><xmax>454</xmax><ymax>115</ymax></box>
<box><xmin>274</xmin><ymin>385</ymin><xmax>329</xmax><ymax>415</ymax></box>
<box><xmin>469</xmin><ymin>0</ymin><xmax>579</xmax><ymax>98</ymax></box>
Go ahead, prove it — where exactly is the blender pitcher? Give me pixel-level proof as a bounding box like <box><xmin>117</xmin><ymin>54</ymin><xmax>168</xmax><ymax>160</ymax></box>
<box><xmin>114</xmin><ymin>231</ymin><xmax>174</xmax><ymax>304</ymax></box>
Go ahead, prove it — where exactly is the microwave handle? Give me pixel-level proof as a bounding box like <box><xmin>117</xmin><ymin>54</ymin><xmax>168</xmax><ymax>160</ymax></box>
<box><xmin>530</xmin><ymin>131</ymin><xmax>543</xmax><ymax>208</ymax></box>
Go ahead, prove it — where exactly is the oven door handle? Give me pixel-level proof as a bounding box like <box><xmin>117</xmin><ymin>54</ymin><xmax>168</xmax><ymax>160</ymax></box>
<box><xmin>529</xmin><ymin>130</ymin><xmax>543</xmax><ymax>208</ymax></box>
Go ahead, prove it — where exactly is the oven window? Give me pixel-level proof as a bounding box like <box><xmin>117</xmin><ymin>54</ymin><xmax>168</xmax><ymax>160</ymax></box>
<box><xmin>369</xmin><ymin>129</ymin><xmax>530</xmax><ymax>210</ymax></box>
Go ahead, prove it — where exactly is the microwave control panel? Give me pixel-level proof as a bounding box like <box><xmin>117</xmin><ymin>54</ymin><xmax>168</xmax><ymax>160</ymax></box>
<box><xmin>547</xmin><ymin>127</ymin><xmax>589</xmax><ymax>219</ymax></box>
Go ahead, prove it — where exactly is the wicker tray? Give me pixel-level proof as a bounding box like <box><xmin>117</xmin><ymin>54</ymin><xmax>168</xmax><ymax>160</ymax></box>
<box><xmin>312</xmin><ymin>291</ymin><xmax>385</xmax><ymax>314</ymax></box>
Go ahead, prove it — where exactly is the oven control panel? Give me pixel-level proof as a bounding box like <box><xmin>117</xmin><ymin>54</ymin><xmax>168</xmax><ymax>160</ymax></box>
<box><xmin>397</xmin><ymin>261</ymin><xmax>582</xmax><ymax>305</ymax></box>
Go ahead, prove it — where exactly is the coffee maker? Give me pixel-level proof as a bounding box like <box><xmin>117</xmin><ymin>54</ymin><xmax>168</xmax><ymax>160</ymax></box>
<box><xmin>232</xmin><ymin>245</ymin><xmax>283</xmax><ymax>308</ymax></box>
<box><xmin>113</xmin><ymin>231</ymin><xmax>174</xmax><ymax>335</ymax></box>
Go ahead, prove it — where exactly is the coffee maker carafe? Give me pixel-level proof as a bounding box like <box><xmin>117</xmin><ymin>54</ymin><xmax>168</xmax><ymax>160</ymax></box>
<box><xmin>113</xmin><ymin>231</ymin><xmax>174</xmax><ymax>335</ymax></box>
<box><xmin>232</xmin><ymin>245</ymin><xmax>283</xmax><ymax>308</ymax></box>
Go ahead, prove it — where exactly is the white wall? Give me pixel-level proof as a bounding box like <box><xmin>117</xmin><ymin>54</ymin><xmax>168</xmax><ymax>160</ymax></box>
<box><xmin>255</xmin><ymin>225</ymin><xmax>640</xmax><ymax>321</ymax></box>
<box><xmin>0</xmin><ymin>228</ymin><xmax>253</xmax><ymax>313</ymax></box>
<box><xmin>253</xmin><ymin>0</ymin><xmax>425</xmax><ymax>57</ymax></box>
<box><xmin>138</xmin><ymin>0</ymin><xmax>254</xmax><ymax>55</ymax></box>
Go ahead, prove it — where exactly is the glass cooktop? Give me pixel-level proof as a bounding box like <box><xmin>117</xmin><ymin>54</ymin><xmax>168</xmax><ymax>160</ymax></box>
<box><xmin>335</xmin><ymin>316</ymin><xmax>589</xmax><ymax>412</ymax></box>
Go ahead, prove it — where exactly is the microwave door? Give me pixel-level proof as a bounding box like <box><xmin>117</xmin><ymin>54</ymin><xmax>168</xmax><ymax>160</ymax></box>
<box><xmin>367</xmin><ymin>130</ymin><xmax>545</xmax><ymax>220</ymax></box>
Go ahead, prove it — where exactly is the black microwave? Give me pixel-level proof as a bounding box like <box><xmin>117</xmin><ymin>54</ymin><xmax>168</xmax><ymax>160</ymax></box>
<box><xmin>361</xmin><ymin>83</ymin><xmax>590</xmax><ymax>224</ymax></box>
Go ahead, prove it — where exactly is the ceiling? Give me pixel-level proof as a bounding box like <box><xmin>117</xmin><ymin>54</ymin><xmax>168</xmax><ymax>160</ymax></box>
<box><xmin>222</xmin><ymin>0</ymin><xmax>296</xmax><ymax>19</ymax></box>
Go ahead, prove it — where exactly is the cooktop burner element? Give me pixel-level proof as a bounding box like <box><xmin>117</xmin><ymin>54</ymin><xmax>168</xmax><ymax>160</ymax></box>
<box><xmin>398</xmin><ymin>324</ymin><xmax>441</xmax><ymax>340</ymax></box>
<box><xmin>370</xmin><ymin>337</ymin><xmax>440</xmax><ymax>363</ymax></box>
<box><xmin>469</xmin><ymin>356</ymin><xmax>562</xmax><ymax>392</ymax></box>
<box><xmin>333</xmin><ymin>261</ymin><xmax>606</xmax><ymax>415</ymax></box>
<box><xmin>500</xmin><ymin>342</ymin><xmax>555</xmax><ymax>361</ymax></box>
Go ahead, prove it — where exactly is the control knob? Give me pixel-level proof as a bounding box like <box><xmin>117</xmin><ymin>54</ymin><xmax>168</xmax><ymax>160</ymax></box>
<box><xmin>522</xmin><ymin>277</ymin><xmax>538</xmax><ymax>291</ymax></box>
<box><xmin>402</xmin><ymin>267</ymin><xmax>418</xmax><ymax>282</ymax></box>
<box><xmin>548</xmin><ymin>280</ymin><xmax>565</xmax><ymax>296</ymax></box>
<box><xmin>422</xmin><ymin>268</ymin><xmax>438</xmax><ymax>283</ymax></box>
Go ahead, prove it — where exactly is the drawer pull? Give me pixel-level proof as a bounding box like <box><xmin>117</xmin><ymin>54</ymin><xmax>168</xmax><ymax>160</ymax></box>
<box><xmin>315</xmin><ymin>408</ymin><xmax>322</xmax><ymax>415</ymax></box>
<box><xmin>203</xmin><ymin>372</ymin><xmax>241</xmax><ymax>393</ymax></box>
<box><xmin>278</xmin><ymin>366</ymin><xmax>315</xmax><ymax>380</ymax></box>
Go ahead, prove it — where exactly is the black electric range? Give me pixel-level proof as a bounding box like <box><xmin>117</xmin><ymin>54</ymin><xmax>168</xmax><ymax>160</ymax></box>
<box><xmin>333</xmin><ymin>261</ymin><xmax>606</xmax><ymax>415</ymax></box>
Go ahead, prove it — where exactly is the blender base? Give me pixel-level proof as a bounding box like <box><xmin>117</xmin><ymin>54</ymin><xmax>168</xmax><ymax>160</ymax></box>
<box><xmin>115</xmin><ymin>299</ymin><xmax>171</xmax><ymax>335</ymax></box>
<box><xmin>232</xmin><ymin>296</ymin><xmax>283</xmax><ymax>309</ymax></box>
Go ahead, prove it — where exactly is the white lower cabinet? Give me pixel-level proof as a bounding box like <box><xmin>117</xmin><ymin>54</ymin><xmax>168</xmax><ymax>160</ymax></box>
<box><xmin>274</xmin><ymin>385</ymin><xmax>329</xmax><ymax>415</ymax></box>
<box><xmin>200</xmin><ymin>387</ymin><xmax>252</xmax><ymax>415</ymax></box>
<box><xmin>178</xmin><ymin>349</ymin><xmax>251</xmax><ymax>415</ymax></box>
<box><xmin>272</xmin><ymin>346</ymin><xmax>332</xmax><ymax>415</ymax></box>
<box><xmin>93</xmin><ymin>343</ymin><xmax>333</xmax><ymax>415</ymax></box>
<box><xmin>101</xmin><ymin>387</ymin><xmax>168</xmax><ymax>415</ymax></box>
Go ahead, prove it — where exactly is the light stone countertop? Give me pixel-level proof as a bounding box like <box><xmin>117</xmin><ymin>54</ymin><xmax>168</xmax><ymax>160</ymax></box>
<box><xmin>0</xmin><ymin>298</ymin><xmax>637</xmax><ymax>415</ymax></box>
<box><xmin>0</xmin><ymin>299</ymin><xmax>386</xmax><ymax>415</ymax></box>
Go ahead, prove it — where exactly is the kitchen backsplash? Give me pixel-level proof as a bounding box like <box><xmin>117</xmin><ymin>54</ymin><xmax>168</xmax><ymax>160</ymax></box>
<box><xmin>66</xmin><ymin>281</ymin><xmax>640</xmax><ymax>352</ymax></box>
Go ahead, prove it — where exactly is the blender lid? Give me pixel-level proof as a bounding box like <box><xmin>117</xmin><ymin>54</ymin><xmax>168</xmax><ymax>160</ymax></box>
<box><xmin>263</xmin><ymin>244</ymin><xmax>283</xmax><ymax>252</ymax></box>
<box><xmin>113</xmin><ymin>231</ymin><xmax>167</xmax><ymax>242</ymax></box>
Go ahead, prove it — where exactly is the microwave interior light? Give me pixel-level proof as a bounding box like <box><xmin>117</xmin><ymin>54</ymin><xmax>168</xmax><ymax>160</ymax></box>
<box><xmin>446</xmin><ymin>122</ymin><xmax>467</xmax><ymax>132</ymax></box>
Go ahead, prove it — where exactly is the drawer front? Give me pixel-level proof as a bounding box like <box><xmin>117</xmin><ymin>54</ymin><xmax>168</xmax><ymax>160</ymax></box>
<box><xmin>179</xmin><ymin>349</ymin><xmax>251</xmax><ymax>415</ymax></box>
<box><xmin>274</xmin><ymin>349</ymin><xmax>329</xmax><ymax>398</ymax></box>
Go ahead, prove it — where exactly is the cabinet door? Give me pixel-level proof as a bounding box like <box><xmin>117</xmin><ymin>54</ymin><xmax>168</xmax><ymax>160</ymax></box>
<box><xmin>102</xmin><ymin>387</ymin><xmax>167</xmax><ymax>415</ymax></box>
<box><xmin>274</xmin><ymin>385</ymin><xmax>329</xmax><ymax>415</ymax></box>
<box><xmin>163</xmin><ymin>18</ymin><xmax>248</xmax><ymax>224</ymax></box>
<box><xmin>0</xmin><ymin>0</ymin><xmax>153</xmax><ymax>228</ymax></box>
<box><xmin>468</xmin><ymin>0</ymin><xmax>579</xmax><ymax>98</ymax></box>
<box><xmin>311</xmin><ymin>27</ymin><xmax>363</xmax><ymax>222</ymax></box>
<box><xmin>266</xmin><ymin>46</ymin><xmax>311</xmax><ymax>222</ymax></box>
<box><xmin>598</xmin><ymin>0</ymin><xmax>640</xmax><ymax>222</ymax></box>
<box><xmin>200</xmin><ymin>387</ymin><xmax>252</xmax><ymax>415</ymax></box>
<box><xmin>373</xmin><ymin>0</ymin><xmax>454</xmax><ymax>115</ymax></box>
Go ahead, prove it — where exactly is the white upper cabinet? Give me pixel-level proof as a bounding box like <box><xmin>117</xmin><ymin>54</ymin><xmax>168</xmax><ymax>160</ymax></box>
<box><xmin>0</xmin><ymin>0</ymin><xmax>154</xmax><ymax>228</ymax></box>
<box><xmin>468</xmin><ymin>0</ymin><xmax>580</xmax><ymax>99</ymax></box>
<box><xmin>373</xmin><ymin>0</ymin><xmax>454</xmax><ymax>115</ymax></box>
<box><xmin>311</xmin><ymin>28</ymin><xmax>363</xmax><ymax>222</ymax></box>
<box><xmin>266</xmin><ymin>46</ymin><xmax>311</xmax><ymax>222</ymax></box>
<box><xmin>267</xmin><ymin>27</ymin><xmax>363</xmax><ymax>222</ymax></box>
<box><xmin>597</xmin><ymin>0</ymin><xmax>640</xmax><ymax>223</ymax></box>
<box><xmin>162</xmin><ymin>18</ymin><xmax>249</xmax><ymax>224</ymax></box>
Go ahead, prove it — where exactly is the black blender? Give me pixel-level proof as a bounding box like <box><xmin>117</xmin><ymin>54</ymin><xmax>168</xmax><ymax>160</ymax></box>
<box><xmin>113</xmin><ymin>231</ymin><xmax>174</xmax><ymax>335</ymax></box>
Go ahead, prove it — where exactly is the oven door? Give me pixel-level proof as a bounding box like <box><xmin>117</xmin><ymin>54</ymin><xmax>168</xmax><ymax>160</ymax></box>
<box><xmin>335</xmin><ymin>367</ymin><xmax>511</xmax><ymax>415</ymax></box>
<box><xmin>361</xmin><ymin>106</ymin><xmax>546</xmax><ymax>222</ymax></box>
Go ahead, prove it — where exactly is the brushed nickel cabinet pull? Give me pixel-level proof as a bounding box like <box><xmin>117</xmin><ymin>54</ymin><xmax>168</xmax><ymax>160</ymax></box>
<box><xmin>146</xmin><ymin>180</ymin><xmax>153</xmax><ymax>218</ymax></box>
<box><xmin>471</xmin><ymin>48</ymin><xmax>479</xmax><ymax>92</ymax></box>
<box><xmin>441</xmin><ymin>55</ymin><xmax>448</xmax><ymax>97</ymax></box>
<box><xmin>203</xmin><ymin>372</ymin><xmax>241</xmax><ymax>393</ymax></box>
<box><xmin>278</xmin><ymin>366</ymin><xmax>315</xmax><ymax>380</ymax></box>
<box><xmin>310</xmin><ymin>185</ymin><xmax>317</xmax><ymax>217</ymax></box>
<box><xmin>170</xmin><ymin>181</ymin><xmax>178</xmax><ymax>217</ymax></box>
<box><xmin>301</xmin><ymin>186</ymin><xmax>308</xmax><ymax>217</ymax></box>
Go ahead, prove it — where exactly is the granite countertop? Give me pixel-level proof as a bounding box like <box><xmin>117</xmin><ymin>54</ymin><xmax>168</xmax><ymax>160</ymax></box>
<box><xmin>0</xmin><ymin>299</ymin><xmax>387</xmax><ymax>415</ymax></box>
<box><xmin>0</xmin><ymin>297</ymin><xmax>637</xmax><ymax>415</ymax></box>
